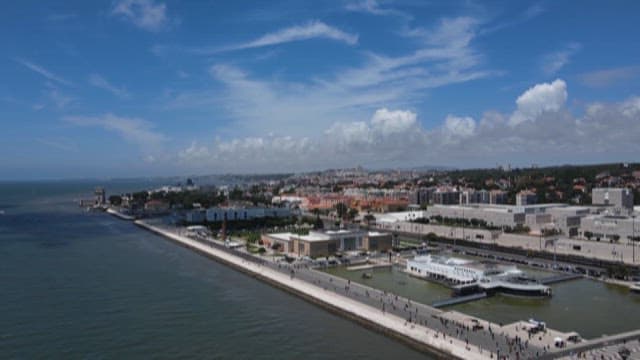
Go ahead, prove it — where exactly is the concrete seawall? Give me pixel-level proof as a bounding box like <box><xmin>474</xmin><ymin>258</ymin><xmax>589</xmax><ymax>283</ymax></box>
<box><xmin>134</xmin><ymin>220</ymin><xmax>489</xmax><ymax>360</ymax></box>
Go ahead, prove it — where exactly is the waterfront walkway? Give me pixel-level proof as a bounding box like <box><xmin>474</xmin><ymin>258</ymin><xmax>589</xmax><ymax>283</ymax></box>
<box><xmin>135</xmin><ymin>220</ymin><xmax>561</xmax><ymax>359</ymax></box>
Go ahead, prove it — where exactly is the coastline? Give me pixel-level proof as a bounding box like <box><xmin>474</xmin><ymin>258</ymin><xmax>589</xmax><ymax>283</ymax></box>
<box><xmin>133</xmin><ymin>219</ymin><xmax>489</xmax><ymax>360</ymax></box>
<box><xmin>106</xmin><ymin>207</ymin><xmax>135</xmax><ymax>220</ymax></box>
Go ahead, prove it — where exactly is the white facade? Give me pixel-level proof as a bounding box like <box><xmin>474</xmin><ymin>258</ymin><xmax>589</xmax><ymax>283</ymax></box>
<box><xmin>205</xmin><ymin>207</ymin><xmax>291</xmax><ymax>222</ymax></box>
<box><xmin>592</xmin><ymin>188</ymin><xmax>634</xmax><ymax>214</ymax></box>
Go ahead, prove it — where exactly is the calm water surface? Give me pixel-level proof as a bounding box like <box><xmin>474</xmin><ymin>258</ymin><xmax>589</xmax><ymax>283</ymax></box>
<box><xmin>326</xmin><ymin>263</ymin><xmax>640</xmax><ymax>339</ymax></box>
<box><xmin>0</xmin><ymin>182</ymin><xmax>428</xmax><ymax>359</ymax></box>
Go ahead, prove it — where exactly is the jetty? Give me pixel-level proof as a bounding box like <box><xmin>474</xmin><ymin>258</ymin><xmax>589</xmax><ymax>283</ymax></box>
<box><xmin>539</xmin><ymin>273</ymin><xmax>582</xmax><ymax>285</ymax></box>
<box><xmin>432</xmin><ymin>293</ymin><xmax>488</xmax><ymax>308</ymax></box>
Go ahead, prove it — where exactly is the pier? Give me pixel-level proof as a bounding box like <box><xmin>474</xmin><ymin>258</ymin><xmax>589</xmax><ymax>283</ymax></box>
<box><xmin>431</xmin><ymin>292</ymin><xmax>488</xmax><ymax>308</ymax></box>
<box><xmin>539</xmin><ymin>273</ymin><xmax>582</xmax><ymax>285</ymax></box>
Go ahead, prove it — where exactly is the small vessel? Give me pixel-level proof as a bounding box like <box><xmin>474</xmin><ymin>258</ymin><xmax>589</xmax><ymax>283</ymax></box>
<box><xmin>630</xmin><ymin>282</ymin><xmax>640</xmax><ymax>293</ymax></box>
<box><xmin>362</xmin><ymin>272</ymin><xmax>373</xmax><ymax>279</ymax></box>
<box><xmin>0</xmin><ymin>210</ymin><xmax>5</xmax><ymax>215</ymax></box>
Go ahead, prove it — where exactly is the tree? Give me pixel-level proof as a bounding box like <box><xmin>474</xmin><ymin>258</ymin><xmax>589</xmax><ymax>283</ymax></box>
<box><xmin>584</xmin><ymin>231</ymin><xmax>593</xmax><ymax>241</ymax></box>
<box><xmin>335</xmin><ymin>202</ymin><xmax>348</xmax><ymax>219</ymax></box>
<box><xmin>108</xmin><ymin>195</ymin><xmax>122</xmax><ymax>206</ymax></box>
<box><xmin>314</xmin><ymin>215</ymin><xmax>324</xmax><ymax>230</ymax></box>
<box><xmin>363</xmin><ymin>214</ymin><xmax>376</xmax><ymax>225</ymax></box>
<box><xmin>347</xmin><ymin>208</ymin><xmax>359</xmax><ymax>221</ymax></box>
<box><xmin>229</xmin><ymin>186</ymin><xmax>244</xmax><ymax>201</ymax></box>
<box><xmin>132</xmin><ymin>191</ymin><xmax>149</xmax><ymax>203</ymax></box>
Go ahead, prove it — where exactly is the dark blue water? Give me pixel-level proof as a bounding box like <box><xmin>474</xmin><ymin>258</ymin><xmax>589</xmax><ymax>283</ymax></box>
<box><xmin>0</xmin><ymin>182</ymin><xmax>428</xmax><ymax>359</ymax></box>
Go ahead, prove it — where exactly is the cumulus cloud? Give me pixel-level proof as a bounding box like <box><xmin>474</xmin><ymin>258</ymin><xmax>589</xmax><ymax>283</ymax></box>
<box><xmin>174</xmin><ymin>80</ymin><xmax>640</xmax><ymax>172</ymax></box>
<box><xmin>509</xmin><ymin>79</ymin><xmax>567</xmax><ymax>126</ymax></box>
<box><xmin>444</xmin><ymin>115</ymin><xmax>476</xmax><ymax>138</ymax></box>
<box><xmin>112</xmin><ymin>0</ymin><xmax>168</xmax><ymax>31</ymax></box>
<box><xmin>370</xmin><ymin>108</ymin><xmax>417</xmax><ymax>134</ymax></box>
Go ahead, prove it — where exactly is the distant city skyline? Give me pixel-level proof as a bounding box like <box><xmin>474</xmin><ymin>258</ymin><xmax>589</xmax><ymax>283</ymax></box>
<box><xmin>2</xmin><ymin>0</ymin><xmax>640</xmax><ymax>180</ymax></box>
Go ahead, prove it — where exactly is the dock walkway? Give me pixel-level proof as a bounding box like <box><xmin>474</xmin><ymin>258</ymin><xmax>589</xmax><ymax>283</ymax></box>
<box><xmin>432</xmin><ymin>293</ymin><xmax>488</xmax><ymax>308</ymax></box>
<box><xmin>539</xmin><ymin>273</ymin><xmax>582</xmax><ymax>285</ymax></box>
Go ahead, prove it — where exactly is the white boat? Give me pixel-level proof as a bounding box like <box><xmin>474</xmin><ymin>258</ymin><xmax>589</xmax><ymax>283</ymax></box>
<box><xmin>630</xmin><ymin>283</ymin><xmax>640</xmax><ymax>293</ymax></box>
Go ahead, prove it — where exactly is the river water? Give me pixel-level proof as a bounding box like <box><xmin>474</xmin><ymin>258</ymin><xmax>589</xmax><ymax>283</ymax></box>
<box><xmin>0</xmin><ymin>181</ymin><xmax>428</xmax><ymax>359</ymax></box>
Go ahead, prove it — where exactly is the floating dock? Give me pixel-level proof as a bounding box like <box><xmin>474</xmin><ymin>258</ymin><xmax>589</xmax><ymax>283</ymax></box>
<box><xmin>539</xmin><ymin>273</ymin><xmax>582</xmax><ymax>285</ymax></box>
<box><xmin>431</xmin><ymin>292</ymin><xmax>488</xmax><ymax>308</ymax></box>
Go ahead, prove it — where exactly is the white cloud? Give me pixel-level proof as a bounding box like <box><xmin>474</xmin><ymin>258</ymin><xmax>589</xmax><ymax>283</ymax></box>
<box><xmin>167</xmin><ymin>16</ymin><xmax>492</xmax><ymax>137</ymax></box>
<box><xmin>509</xmin><ymin>79</ymin><xmax>567</xmax><ymax>126</ymax></box>
<box><xmin>112</xmin><ymin>0</ymin><xmax>168</xmax><ymax>32</ymax></box>
<box><xmin>444</xmin><ymin>115</ymin><xmax>476</xmax><ymax>138</ymax></box>
<box><xmin>370</xmin><ymin>108</ymin><xmax>417</xmax><ymax>135</ymax></box>
<box><xmin>88</xmin><ymin>74</ymin><xmax>131</xmax><ymax>99</ymax></box>
<box><xmin>345</xmin><ymin>0</ymin><xmax>410</xmax><ymax>18</ymax></box>
<box><xmin>541</xmin><ymin>43</ymin><xmax>581</xmax><ymax>75</ymax></box>
<box><xmin>213</xmin><ymin>21</ymin><xmax>358</xmax><ymax>53</ymax></box>
<box><xmin>15</xmin><ymin>58</ymin><xmax>73</xmax><ymax>86</ymax></box>
<box><xmin>579</xmin><ymin>66</ymin><xmax>640</xmax><ymax>88</ymax></box>
<box><xmin>174</xmin><ymin>79</ymin><xmax>640</xmax><ymax>172</ymax></box>
<box><xmin>64</xmin><ymin>114</ymin><xmax>166</xmax><ymax>152</ymax></box>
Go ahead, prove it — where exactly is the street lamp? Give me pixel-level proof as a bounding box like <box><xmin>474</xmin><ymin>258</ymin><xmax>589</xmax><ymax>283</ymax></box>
<box><xmin>633</xmin><ymin>215</ymin><xmax>636</xmax><ymax>263</ymax></box>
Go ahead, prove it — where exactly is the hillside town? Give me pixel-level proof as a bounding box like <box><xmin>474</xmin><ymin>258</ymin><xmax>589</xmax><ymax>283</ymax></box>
<box><xmin>88</xmin><ymin>162</ymin><xmax>640</xmax><ymax>359</ymax></box>
<box><xmin>100</xmin><ymin>163</ymin><xmax>640</xmax><ymax>249</ymax></box>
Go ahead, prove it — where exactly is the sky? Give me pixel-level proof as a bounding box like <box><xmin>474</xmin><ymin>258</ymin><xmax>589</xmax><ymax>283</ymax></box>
<box><xmin>1</xmin><ymin>0</ymin><xmax>640</xmax><ymax>180</ymax></box>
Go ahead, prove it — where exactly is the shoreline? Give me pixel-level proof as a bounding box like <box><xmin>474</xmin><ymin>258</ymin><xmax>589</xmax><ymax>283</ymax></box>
<box><xmin>134</xmin><ymin>219</ymin><xmax>488</xmax><ymax>360</ymax></box>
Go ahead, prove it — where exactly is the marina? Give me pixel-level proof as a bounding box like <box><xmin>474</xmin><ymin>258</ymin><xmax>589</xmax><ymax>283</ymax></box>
<box><xmin>324</xmin><ymin>264</ymin><xmax>640</xmax><ymax>340</ymax></box>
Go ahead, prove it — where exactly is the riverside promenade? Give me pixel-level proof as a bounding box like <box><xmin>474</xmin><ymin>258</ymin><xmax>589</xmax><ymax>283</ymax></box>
<box><xmin>135</xmin><ymin>220</ymin><xmax>492</xmax><ymax>359</ymax></box>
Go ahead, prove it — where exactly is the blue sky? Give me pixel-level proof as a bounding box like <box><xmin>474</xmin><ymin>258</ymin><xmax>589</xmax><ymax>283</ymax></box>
<box><xmin>2</xmin><ymin>0</ymin><xmax>640</xmax><ymax>179</ymax></box>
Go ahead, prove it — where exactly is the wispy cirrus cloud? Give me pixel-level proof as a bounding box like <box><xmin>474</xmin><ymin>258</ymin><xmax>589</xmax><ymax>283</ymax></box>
<box><xmin>345</xmin><ymin>0</ymin><xmax>411</xmax><ymax>19</ymax></box>
<box><xmin>35</xmin><ymin>137</ymin><xmax>78</xmax><ymax>152</ymax></box>
<box><xmin>167</xmin><ymin>16</ymin><xmax>493</xmax><ymax>137</ymax></box>
<box><xmin>63</xmin><ymin>114</ymin><xmax>166</xmax><ymax>152</ymax></box>
<box><xmin>112</xmin><ymin>0</ymin><xmax>169</xmax><ymax>32</ymax></box>
<box><xmin>579</xmin><ymin>65</ymin><xmax>640</xmax><ymax>88</ymax></box>
<box><xmin>88</xmin><ymin>74</ymin><xmax>131</xmax><ymax>99</ymax></box>
<box><xmin>197</xmin><ymin>21</ymin><xmax>358</xmax><ymax>54</ymax></box>
<box><xmin>540</xmin><ymin>43</ymin><xmax>581</xmax><ymax>75</ymax></box>
<box><xmin>14</xmin><ymin>58</ymin><xmax>73</xmax><ymax>86</ymax></box>
<box><xmin>479</xmin><ymin>3</ymin><xmax>545</xmax><ymax>35</ymax></box>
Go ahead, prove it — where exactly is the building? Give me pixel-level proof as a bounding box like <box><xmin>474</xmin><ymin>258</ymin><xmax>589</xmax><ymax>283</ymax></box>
<box><xmin>579</xmin><ymin>214</ymin><xmax>639</xmax><ymax>242</ymax></box>
<box><xmin>144</xmin><ymin>200</ymin><xmax>170</xmax><ymax>214</ymax></box>
<box><xmin>489</xmin><ymin>190</ymin><xmax>508</xmax><ymax>204</ymax></box>
<box><xmin>406</xmin><ymin>255</ymin><xmax>551</xmax><ymax>297</ymax></box>
<box><xmin>425</xmin><ymin>204</ymin><xmax>526</xmax><ymax>229</ymax></box>
<box><xmin>547</xmin><ymin>206</ymin><xmax>590</xmax><ymax>237</ymax></box>
<box><xmin>516</xmin><ymin>191</ymin><xmax>537</xmax><ymax>206</ymax></box>
<box><xmin>95</xmin><ymin>187</ymin><xmax>106</xmax><ymax>205</ymax></box>
<box><xmin>433</xmin><ymin>188</ymin><xmax>460</xmax><ymax>205</ymax></box>
<box><xmin>185</xmin><ymin>209</ymin><xmax>206</xmax><ymax>224</ymax></box>
<box><xmin>409</xmin><ymin>187</ymin><xmax>434</xmax><ymax>206</ymax></box>
<box><xmin>592</xmin><ymin>188</ymin><xmax>634</xmax><ymax>215</ymax></box>
<box><xmin>205</xmin><ymin>207</ymin><xmax>291</xmax><ymax>222</ymax></box>
<box><xmin>261</xmin><ymin>229</ymin><xmax>392</xmax><ymax>257</ymax></box>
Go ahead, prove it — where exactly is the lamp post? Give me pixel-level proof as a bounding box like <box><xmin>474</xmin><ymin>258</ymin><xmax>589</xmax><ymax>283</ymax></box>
<box><xmin>633</xmin><ymin>215</ymin><xmax>636</xmax><ymax>263</ymax></box>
